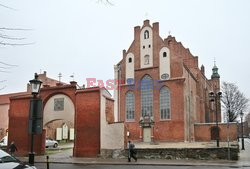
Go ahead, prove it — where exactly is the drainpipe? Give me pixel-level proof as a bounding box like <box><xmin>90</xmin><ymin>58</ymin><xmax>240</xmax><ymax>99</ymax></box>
<box><xmin>118</xmin><ymin>65</ymin><xmax>121</xmax><ymax>122</ymax></box>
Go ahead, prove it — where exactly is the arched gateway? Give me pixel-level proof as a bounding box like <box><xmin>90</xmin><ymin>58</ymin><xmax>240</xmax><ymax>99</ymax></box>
<box><xmin>8</xmin><ymin>83</ymin><xmax>124</xmax><ymax>157</ymax></box>
<box><xmin>43</xmin><ymin>94</ymin><xmax>75</xmax><ymax>141</ymax></box>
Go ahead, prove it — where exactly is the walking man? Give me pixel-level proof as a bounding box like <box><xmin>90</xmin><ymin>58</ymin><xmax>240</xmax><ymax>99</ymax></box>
<box><xmin>9</xmin><ymin>141</ymin><xmax>18</xmax><ymax>156</ymax></box>
<box><xmin>128</xmin><ymin>140</ymin><xmax>137</xmax><ymax>162</ymax></box>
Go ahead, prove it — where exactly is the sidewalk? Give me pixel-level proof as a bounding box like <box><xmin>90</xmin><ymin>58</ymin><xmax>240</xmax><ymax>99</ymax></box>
<box><xmin>16</xmin><ymin>140</ymin><xmax>250</xmax><ymax>167</ymax></box>
<box><xmin>16</xmin><ymin>149</ymin><xmax>249</xmax><ymax>167</ymax></box>
<box><xmin>237</xmin><ymin>138</ymin><xmax>250</xmax><ymax>166</ymax></box>
<box><xmin>17</xmin><ymin>155</ymin><xmax>248</xmax><ymax>167</ymax></box>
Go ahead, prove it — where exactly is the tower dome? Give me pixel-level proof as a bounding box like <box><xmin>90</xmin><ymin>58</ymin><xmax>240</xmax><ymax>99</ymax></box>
<box><xmin>211</xmin><ymin>64</ymin><xmax>220</xmax><ymax>78</ymax></box>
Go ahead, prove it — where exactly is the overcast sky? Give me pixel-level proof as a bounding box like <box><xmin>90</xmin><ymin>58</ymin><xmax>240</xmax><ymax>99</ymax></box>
<box><xmin>0</xmin><ymin>0</ymin><xmax>250</xmax><ymax>101</ymax></box>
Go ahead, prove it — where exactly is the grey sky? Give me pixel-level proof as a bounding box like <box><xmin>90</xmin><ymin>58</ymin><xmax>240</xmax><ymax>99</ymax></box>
<box><xmin>1</xmin><ymin>0</ymin><xmax>250</xmax><ymax>101</ymax></box>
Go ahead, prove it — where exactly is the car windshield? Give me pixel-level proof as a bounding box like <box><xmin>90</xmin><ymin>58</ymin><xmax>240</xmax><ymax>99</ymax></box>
<box><xmin>0</xmin><ymin>155</ymin><xmax>19</xmax><ymax>163</ymax></box>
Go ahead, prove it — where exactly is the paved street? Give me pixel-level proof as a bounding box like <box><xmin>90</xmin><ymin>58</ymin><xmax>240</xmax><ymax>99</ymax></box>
<box><xmin>34</xmin><ymin>164</ymin><xmax>246</xmax><ymax>169</ymax></box>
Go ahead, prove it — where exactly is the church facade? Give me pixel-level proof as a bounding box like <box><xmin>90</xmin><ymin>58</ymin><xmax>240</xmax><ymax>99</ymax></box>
<box><xmin>114</xmin><ymin>20</ymin><xmax>225</xmax><ymax>142</ymax></box>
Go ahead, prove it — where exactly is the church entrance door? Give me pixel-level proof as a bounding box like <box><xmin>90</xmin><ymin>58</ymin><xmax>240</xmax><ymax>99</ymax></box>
<box><xmin>143</xmin><ymin>127</ymin><xmax>151</xmax><ymax>142</ymax></box>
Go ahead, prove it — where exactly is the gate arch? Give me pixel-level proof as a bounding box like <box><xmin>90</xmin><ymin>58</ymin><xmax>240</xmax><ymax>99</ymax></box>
<box><xmin>43</xmin><ymin>94</ymin><xmax>75</xmax><ymax>140</ymax></box>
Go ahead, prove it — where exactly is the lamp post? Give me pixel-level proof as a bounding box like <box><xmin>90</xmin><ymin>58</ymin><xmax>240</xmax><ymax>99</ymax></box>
<box><xmin>29</xmin><ymin>73</ymin><xmax>42</xmax><ymax>165</ymax></box>
<box><xmin>240</xmin><ymin>111</ymin><xmax>245</xmax><ymax>150</ymax></box>
<box><xmin>209</xmin><ymin>91</ymin><xmax>222</xmax><ymax>147</ymax></box>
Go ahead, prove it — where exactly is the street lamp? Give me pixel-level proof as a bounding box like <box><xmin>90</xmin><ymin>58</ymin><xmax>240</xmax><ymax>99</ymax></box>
<box><xmin>29</xmin><ymin>73</ymin><xmax>42</xmax><ymax>95</ymax></box>
<box><xmin>29</xmin><ymin>73</ymin><xmax>42</xmax><ymax>165</ymax></box>
<box><xmin>209</xmin><ymin>91</ymin><xmax>222</xmax><ymax>147</ymax></box>
<box><xmin>240</xmin><ymin>111</ymin><xmax>245</xmax><ymax>150</ymax></box>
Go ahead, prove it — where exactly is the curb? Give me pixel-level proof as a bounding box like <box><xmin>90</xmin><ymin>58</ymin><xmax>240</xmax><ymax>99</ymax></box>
<box><xmin>26</xmin><ymin>160</ymin><xmax>250</xmax><ymax>167</ymax></box>
<box><xmin>17</xmin><ymin>156</ymin><xmax>250</xmax><ymax>167</ymax></box>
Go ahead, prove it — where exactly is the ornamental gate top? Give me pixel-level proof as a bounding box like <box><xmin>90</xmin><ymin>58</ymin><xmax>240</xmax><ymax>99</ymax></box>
<box><xmin>139</xmin><ymin>114</ymin><xmax>154</xmax><ymax>127</ymax></box>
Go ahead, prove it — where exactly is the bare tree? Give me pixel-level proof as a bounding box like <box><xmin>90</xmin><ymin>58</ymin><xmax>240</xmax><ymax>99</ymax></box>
<box><xmin>1</xmin><ymin>0</ymin><xmax>112</xmax><ymax>91</ymax></box>
<box><xmin>0</xmin><ymin>27</ymin><xmax>33</xmax><ymax>46</ymax></box>
<box><xmin>0</xmin><ymin>3</ymin><xmax>31</xmax><ymax>91</ymax></box>
<box><xmin>221</xmin><ymin>81</ymin><xmax>249</xmax><ymax>122</ymax></box>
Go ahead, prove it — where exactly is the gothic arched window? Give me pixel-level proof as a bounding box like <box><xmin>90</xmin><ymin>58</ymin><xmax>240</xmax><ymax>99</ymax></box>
<box><xmin>126</xmin><ymin>91</ymin><xmax>135</xmax><ymax>120</ymax></box>
<box><xmin>144</xmin><ymin>30</ymin><xmax>149</xmax><ymax>39</ymax></box>
<box><xmin>141</xmin><ymin>75</ymin><xmax>153</xmax><ymax>117</ymax></box>
<box><xmin>160</xmin><ymin>86</ymin><xmax>170</xmax><ymax>119</ymax></box>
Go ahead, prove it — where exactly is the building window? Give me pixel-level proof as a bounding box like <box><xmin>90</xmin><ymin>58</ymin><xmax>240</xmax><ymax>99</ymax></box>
<box><xmin>126</xmin><ymin>91</ymin><xmax>135</xmax><ymax>120</ymax></box>
<box><xmin>144</xmin><ymin>55</ymin><xmax>150</xmax><ymax>65</ymax></box>
<box><xmin>128</xmin><ymin>57</ymin><xmax>132</xmax><ymax>63</ymax></box>
<box><xmin>54</xmin><ymin>98</ymin><xmax>64</xmax><ymax>111</ymax></box>
<box><xmin>144</xmin><ymin>30</ymin><xmax>149</xmax><ymax>39</ymax></box>
<box><xmin>160</xmin><ymin>87</ymin><xmax>170</xmax><ymax>119</ymax></box>
<box><xmin>143</xmin><ymin>45</ymin><xmax>145</xmax><ymax>49</ymax></box>
<box><xmin>163</xmin><ymin>52</ymin><xmax>167</xmax><ymax>57</ymax></box>
<box><xmin>141</xmin><ymin>75</ymin><xmax>153</xmax><ymax>117</ymax></box>
<box><xmin>148</xmin><ymin>44</ymin><xmax>151</xmax><ymax>48</ymax></box>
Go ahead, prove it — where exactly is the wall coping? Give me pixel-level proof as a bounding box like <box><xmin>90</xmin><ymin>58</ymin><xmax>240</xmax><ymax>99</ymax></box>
<box><xmin>194</xmin><ymin>122</ymin><xmax>237</xmax><ymax>126</ymax></box>
<box><xmin>40</xmin><ymin>84</ymin><xmax>76</xmax><ymax>91</ymax></box>
<box><xmin>102</xmin><ymin>95</ymin><xmax>114</xmax><ymax>101</ymax></box>
<box><xmin>75</xmin><ymin>87</ymin><xmax>101</xmax><ymax>94</ymax></box>
<box><xmin>9</xmin><ymin>94</ymin><xmax>32</xmax><ymax>100</ymax></box>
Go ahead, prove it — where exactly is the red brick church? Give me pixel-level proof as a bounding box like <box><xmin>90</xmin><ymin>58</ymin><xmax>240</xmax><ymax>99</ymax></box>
<box><xmin>113</xmin><ymin>20</ymin><xmax>236</xmax><ymax>143</ymax></box>
<box><xmin>5</xmin><ymin>20</ymin><xmax>238</xmax><ymax>158</ymax></box>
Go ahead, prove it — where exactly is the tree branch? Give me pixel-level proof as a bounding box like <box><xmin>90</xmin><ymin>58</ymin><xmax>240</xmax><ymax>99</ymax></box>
<box><xmin>0</xmin><ymin>3</ymin><xmax>17</xmax><ymax>11</ymax></box>
<box><xmin>0</xmin><ymin>80</ymin><xmax>7</xmax><ymax>83</ymax></box>
<box><xmin>0</xmin><ymin>61</ymin><xmax>18</xmax><ymax>67</ymax></box>
<box><xmin>0</xmin><ymin>70</ymin><xmax>11</xmax><ymax>73</ymax></box>
<box><xmin>0</xmin><ymin>34</ymin><xmax>26</xmax><ymax>40</ymax></box>
<box><xmin>0</xmin><ymin>41</ymin><xmax>35</xmax><ymax>46</ymax></box>
<box><xmin>96</xmin><ymin>0</ymin><xmax>114</xmax><ymax>6</ymax></box>
<box><xmin>0</xmin><ymin>85</ymin><xmax>6</xmax><ymax>91</ymax></box>
<box><xmin>0</xmin><ymin>27</ymin><xmax>33</xmax><ymax>31</ymax></box>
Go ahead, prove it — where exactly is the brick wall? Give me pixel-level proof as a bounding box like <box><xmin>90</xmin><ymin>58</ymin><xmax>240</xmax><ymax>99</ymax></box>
<box><xmin>74</xmin><ymin>88</ymin><xmax>101</xmax><ymax>157</ymax></box>
<box><xmin>101</xmin><ymin>93</ymin><xmax>124</xmax><ymax>150</ymax></box>
<box><xmin>8</xmin><ymin>84</ymin><xmax>103</xmax><ymax>157</ymax></box>
<box><xmin>8</xmin><ymin>96</ymin><xmax>46</xmax><ymax>156</ymax></box>
<box><xmin>194</xmin><ymin>123</ymin><xmax>238</xmax><ymax>141</ymax></box>
<box><xmin>0</xmin><ymin>104</ymin><xmax>9</xmax><ymax>131</ymax></box>
<box><xmin>105</xmin><ymin>97</ymin><xmax>114</xmax><ymax>123</ymax></box>
<box><xmin>0</xmin><ymin>128</ymin><xmax>7</xmax><ymax>140</ymax></box>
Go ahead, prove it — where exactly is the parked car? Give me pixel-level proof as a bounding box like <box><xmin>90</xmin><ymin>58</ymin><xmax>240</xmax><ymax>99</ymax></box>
<box><xmin>0</xmin><ymin>136</ymin><xmax>7</xmax><ymax>148</ymax></box>
<box><xmin>45</xmin><ymin>138</ymin><xmax>58</xmax><ymax>148</ymax></box>
<box><xmin>0</xmin><ymin>149</ymin><xmax>36</xmax><ymax>169</ymax></box>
